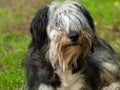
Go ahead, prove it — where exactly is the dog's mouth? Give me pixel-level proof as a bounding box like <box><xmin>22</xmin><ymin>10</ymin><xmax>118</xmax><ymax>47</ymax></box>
<box><xmin>63</xmin><ymin>42</ymin><xmax>81</xmax><ymax>49</ymax></box>
<box><xmin>66</xmin><ymin>43</ymin><xmax>79</xmax><ymax>46</ymax></box>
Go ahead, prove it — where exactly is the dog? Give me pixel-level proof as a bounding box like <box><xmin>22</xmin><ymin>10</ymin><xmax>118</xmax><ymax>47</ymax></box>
<box><xmin>24</xmin><ymin>1</ymin><xmax>120</xmax><ymax>90</ymax></box>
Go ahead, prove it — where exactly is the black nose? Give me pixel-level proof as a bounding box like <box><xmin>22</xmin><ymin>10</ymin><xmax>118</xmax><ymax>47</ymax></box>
<box><xmin>69</xmin><ymin>31</ymin><xmax>79</xmax><ymax>41</ymax></box>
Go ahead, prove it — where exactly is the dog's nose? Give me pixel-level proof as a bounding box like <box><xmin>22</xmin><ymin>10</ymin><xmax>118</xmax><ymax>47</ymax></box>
<box><xmin>69</xmin><ymin>31</ymin><xmax>79</xmax><ymax>41</ymax></box>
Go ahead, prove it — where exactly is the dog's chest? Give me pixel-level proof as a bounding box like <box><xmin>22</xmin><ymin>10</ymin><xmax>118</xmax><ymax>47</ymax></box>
<box><xmin>38</xmin><ymin>69</ymin><xmax>86</xmax><ymax>90</ymax></box>
<box><xmin>56</xmin><ymin>69</ymin><xmax>85</xmax><ymax>90</ymax></box>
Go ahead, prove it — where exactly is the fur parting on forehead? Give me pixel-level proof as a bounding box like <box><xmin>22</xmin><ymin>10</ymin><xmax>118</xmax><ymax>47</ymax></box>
<box><xmin>47</xmin><ymin>1</ymin><xmax>91</xmax><ymax>34</ymax></box>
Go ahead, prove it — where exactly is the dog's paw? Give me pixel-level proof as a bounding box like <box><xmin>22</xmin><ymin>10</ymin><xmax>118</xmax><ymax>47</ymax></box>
<box><xmin>101</xmin><ymin>82</ymin><xmax>120</xmax><ymax>90</ymax></box>
<box><xmin>38</xmin><ymin>84</ymin><xmax>53</xmax><ymax>90</ymax></box>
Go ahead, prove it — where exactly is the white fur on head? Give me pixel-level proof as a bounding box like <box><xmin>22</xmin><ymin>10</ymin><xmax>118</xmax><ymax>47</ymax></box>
<box><xmin>47</xmin><ymin>1</ymin><xmax>93</xmax><ymax>37</ymax></box>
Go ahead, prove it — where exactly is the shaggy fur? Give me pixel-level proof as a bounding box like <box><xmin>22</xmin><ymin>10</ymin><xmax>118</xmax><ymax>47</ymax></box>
<box><xmin>24</xmin><ymin>1</ymin><xmax>120</xmax><ymax>90</ymax></box>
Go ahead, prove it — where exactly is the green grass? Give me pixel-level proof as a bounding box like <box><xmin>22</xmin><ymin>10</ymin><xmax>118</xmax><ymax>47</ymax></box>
<box><xmin>0</xmin><ymin>0</ymin><xmax>120</xmax><ymax>89</ymax></box>
<box><xmin>0</xmin><ymin>32</ymin><xmax>29</xmax><ymax>89</ymax></box>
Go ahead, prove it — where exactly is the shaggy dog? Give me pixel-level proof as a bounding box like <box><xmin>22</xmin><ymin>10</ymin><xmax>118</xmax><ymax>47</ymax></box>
<box><xmin>25</xmin><ymin>1</ymin><xmax>120</xmax><ymax>90</ymax></box>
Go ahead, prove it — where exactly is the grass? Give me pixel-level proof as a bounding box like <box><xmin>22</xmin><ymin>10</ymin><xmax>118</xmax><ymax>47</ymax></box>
<box><xmin>0</xmin><ymin>0</ymin><xmax>120</xmax><ymax>89</ymax></box>
<box><xmin>0</xmin><ymin>32</ymin><xmax>29</xmax><ymax>89</ymax></box>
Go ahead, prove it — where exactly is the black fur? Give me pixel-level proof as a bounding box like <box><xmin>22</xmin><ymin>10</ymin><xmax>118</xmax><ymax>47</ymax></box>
<box><xmin>30</xmin><ymin>6</ymin><xmax>48</xmax><ymax>49</ymax></box>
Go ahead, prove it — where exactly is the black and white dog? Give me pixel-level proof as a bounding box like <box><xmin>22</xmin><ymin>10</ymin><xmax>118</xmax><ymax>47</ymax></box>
<box><xmin>25</xmin><ymin>1</ymin><xmax>120</xmax><ymax>90</ymax></box>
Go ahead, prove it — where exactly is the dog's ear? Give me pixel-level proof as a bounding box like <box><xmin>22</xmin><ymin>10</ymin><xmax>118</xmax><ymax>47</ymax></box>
<box><xmin>74</xmin><ymin>4</ymin><xmax>95</xmax><ymax>32</ymax></box>
<box><xmin>30</xmin><ymin>6</ymin><xmax>49</xmax><ymax>49</ymax></box>
<box><xmin>82</xmin><ymin>9</ymin><xmax>95</xmax><ymax>32</ymax></box>
<box><xmin>74</xmin><ymin>4</ymin><xmax>95</xmax><ymax>52</ymax></box>
<box><xmin>81</xmin><ymin>8</ymin><xmax>95</xmax><ymax>52</ymax></box>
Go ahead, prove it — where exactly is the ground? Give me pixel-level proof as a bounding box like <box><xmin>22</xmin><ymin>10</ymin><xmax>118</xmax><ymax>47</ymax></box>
<box><xmin>0</xmin><ymin>0</ymin><xmax>120</xmax><ymax>89</ymax></box>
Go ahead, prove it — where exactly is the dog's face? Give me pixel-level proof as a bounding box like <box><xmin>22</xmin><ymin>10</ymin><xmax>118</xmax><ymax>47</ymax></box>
<box><xmin>30</xmin><ymin>1</ymin><xmax>95</xmax><ymax>70</ymax></box>
<box><xmin>47</xmin><ymin>1</ymin><xmax>94</xmax><ymax>70</ymax></box>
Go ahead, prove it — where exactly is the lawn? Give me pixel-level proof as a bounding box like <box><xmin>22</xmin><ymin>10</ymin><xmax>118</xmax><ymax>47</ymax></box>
<box><xmin>0</xmin><ymin>0</ymin><xmax>120</xmax><ymax>89</ymax></box>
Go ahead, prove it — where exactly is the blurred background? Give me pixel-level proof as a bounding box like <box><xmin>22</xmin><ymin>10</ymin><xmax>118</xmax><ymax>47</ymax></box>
<box><xmin>0</xmin><ymin>0</ymin><xmax>120</xmax><ymax>89</ymax></box>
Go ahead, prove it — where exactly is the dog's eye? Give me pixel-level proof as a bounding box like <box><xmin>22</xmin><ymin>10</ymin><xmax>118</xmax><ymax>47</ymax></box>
<box><xmin>55</xmin><ymin>22</ymin><xmax>58</xmax><ymax>26</ymax></box>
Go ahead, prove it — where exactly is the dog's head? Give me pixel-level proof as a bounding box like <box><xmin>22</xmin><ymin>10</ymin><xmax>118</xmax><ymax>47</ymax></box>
<box><xmin>30</xmin><ymin>1</ymin><xmax>95</xmax><ymax>71</ymax></box>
